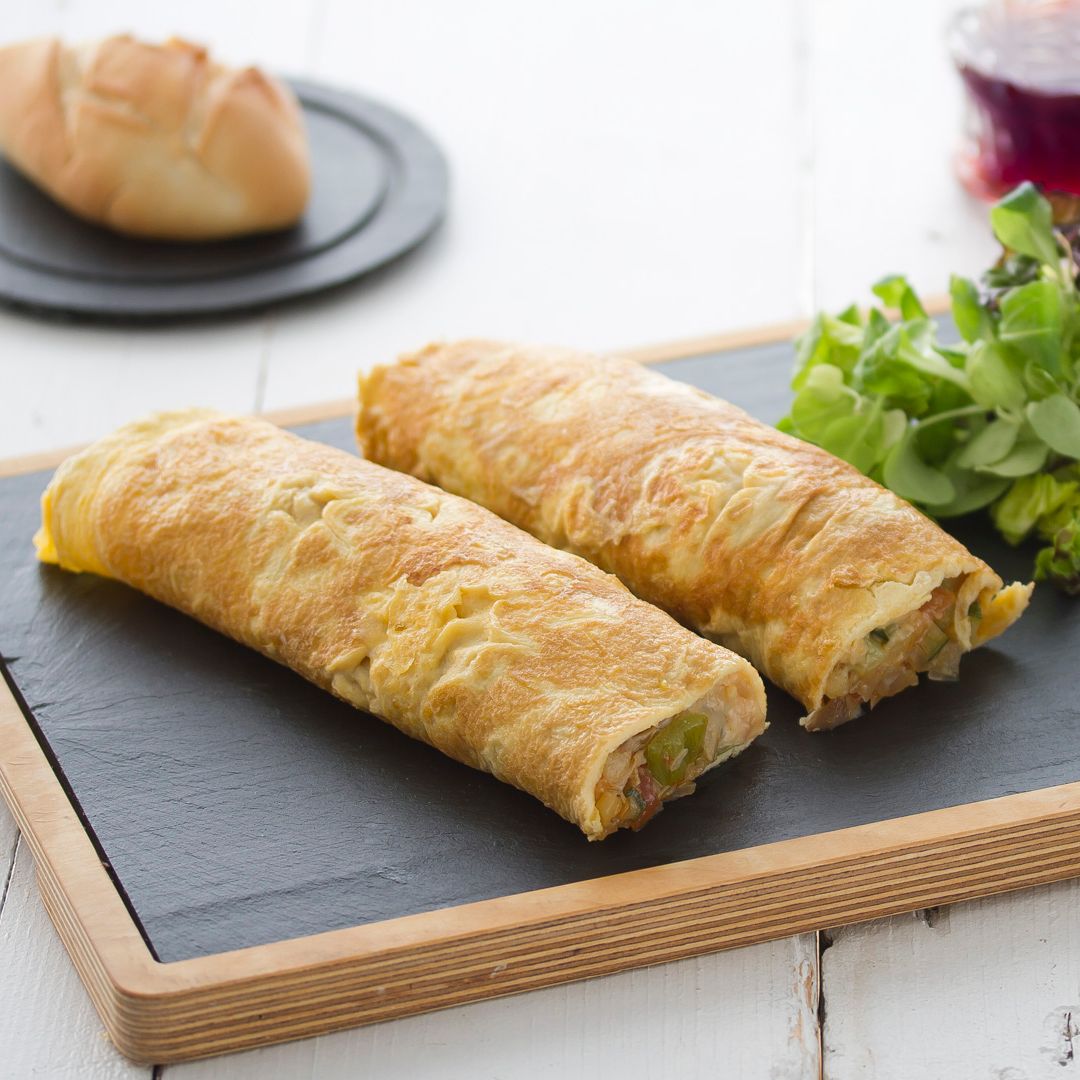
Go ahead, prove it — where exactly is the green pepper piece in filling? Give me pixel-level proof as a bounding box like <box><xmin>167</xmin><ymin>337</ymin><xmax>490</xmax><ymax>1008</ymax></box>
<box><xmin>922</xmin><ymin>623</ymin><xmax>950</xmax><ymax>661</ymax></box>
<box><xmin>645</xmin><ymin>711</ymin><xmax>708</xmax><ymax>787</ymax></box>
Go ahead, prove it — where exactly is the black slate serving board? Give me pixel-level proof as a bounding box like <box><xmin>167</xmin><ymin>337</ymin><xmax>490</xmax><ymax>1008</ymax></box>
<box><xmin>0</xmin><ymin>340</ymin><xmax>1074</xmax><ymax>965</ymax></box>
<box><xmin>0</xmin><ymin>79</ymin><xmax>448</xmax><ymax>320</ymax></box>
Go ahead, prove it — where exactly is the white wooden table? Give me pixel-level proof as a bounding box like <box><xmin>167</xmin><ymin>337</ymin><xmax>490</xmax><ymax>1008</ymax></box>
<box><xmin>1</xmin><ymin>2</ymin><xmax>1073</xmax><ymax>1077</ymax></box>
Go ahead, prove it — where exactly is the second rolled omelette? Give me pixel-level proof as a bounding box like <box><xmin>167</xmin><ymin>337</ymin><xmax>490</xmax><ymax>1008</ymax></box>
<box><xmin>357</xmin><ymin>340</ymin><xmax>1033</xmax><ymax>731</ymax></box>
<box><xmin>34</xmin><ymin>409</ymin><xmax>766</xmax><ymax>840</ymax></box>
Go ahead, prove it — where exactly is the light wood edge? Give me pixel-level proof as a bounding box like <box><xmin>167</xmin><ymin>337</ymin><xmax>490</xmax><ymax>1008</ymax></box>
<box><xmin>259</xmin><ymin>397</ymin><xmax>355</xmax><ymax>430</ymax></box>
<box><xmin>5</xmin><ymin>669</ymin><xmax>1080</xmax><ymax>1063</ymax></box>
<box><xmin>11</xmin><ymin>293</ymin><xmax>1044</xmax><ymax>1065</ymax></box>
<box><xmin>620</xmin><ymin>316</ymin><xmax>813</xmax><ymax>366</ymax></box>
<box><xmin>618</xmin><ymin>292</ymin><xmax>952</xmax><ymax>366</ymax></box>
<box><xmin>10</xmin><ymin>660</ymin><xmax>1080</xmax><ymax>1067</ymax></box>
<box><xmin>0</xmin><ymin>398</ymin><xmax>355</xmax><ymax>480</ymax></box>
<box><xmin>0</xmin><ymin>293</ymin><xmax>952</xmax><ymax>480</ymax></box>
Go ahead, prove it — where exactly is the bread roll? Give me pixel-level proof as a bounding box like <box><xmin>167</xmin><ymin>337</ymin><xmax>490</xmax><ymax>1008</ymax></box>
<box><xmin>35</xmin><ymin>410</ymin><xmax>767</xmax><ymax>839</ymax></box>
<box><xmin>0</xmin><ymin>35</ymin><xmax>310</xmax><ymax>240</ymax></box>
<box><xmin>357</xmin><ymin>340</ymin><xmax>1032</xmax><ymax>731</ymax></box>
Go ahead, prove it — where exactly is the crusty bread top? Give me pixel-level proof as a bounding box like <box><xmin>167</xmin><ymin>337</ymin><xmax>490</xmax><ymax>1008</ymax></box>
<box><xmin>0</xmin><ymin>35</ymin><xmax>311</xmax><ymax>240</ymax></box>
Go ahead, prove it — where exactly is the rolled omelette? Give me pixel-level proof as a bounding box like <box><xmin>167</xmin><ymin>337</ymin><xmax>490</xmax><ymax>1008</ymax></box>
<box><xmin>357</xmin><ymin>340</ymin><xmax>1033</xmax><ymax>732</ymax></box>
<box><xmin>34</xmin><ymin>409</ymin><xmax>767</xmax><ymax>840</ymax></box>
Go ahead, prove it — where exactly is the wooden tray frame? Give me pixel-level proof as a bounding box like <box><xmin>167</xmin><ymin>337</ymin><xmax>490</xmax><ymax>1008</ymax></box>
<box><xmin>6</xmin><ymin>308</ymin><xmax>1080</xmax><ymax>1066</ymax></box>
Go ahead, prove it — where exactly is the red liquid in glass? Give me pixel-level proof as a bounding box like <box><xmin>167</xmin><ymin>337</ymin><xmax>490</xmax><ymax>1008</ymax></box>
<box><xmin>952</xmin><ymin>3</ymin><xmax>1080</xmax><ymax>199</ymax></box>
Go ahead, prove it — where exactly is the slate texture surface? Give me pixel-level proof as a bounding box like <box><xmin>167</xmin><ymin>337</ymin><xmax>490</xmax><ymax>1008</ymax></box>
<box><xmin>0</xmin><ymin>342</ymin><xmax>1071</xmax><ymax>963</ymax></box>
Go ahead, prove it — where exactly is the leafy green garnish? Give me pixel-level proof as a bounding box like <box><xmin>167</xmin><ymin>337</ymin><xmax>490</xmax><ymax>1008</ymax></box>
<box><xmin>1027</xmin><ymin>395</ymin><xmax>1080</xmax><ymax>457</ymax></box>
<box><xmin>779</xmin><ymin>182</ymin><xmax>1080</xmax><ymax>594</ymax></box>
<box><xmin>950</xmin><ymin>275</ymin><xmax>993</xmax><ymax>343</ymax></box>
<box><xmin>883</xmin><ymin>427</ymin><xmax>955</xmax><ymax>505</ymax></box>
<box><xmin>955</xmin><ymin>416</ymin><xmax>1019</xmax><ymax>469</ymax></box>
<box><xmin>990</xmin><ymin>182</ymin><xmax>1061</xmax><ymax>270</ymax></box>
<box><xmin>966</xmin><ymin>340</ymin><xmax>1027</xmax><ymax>412</ymax></box>
<box><xmin>873</xmin><ymin>275</ymin><xmax>928</xmax><ymax>320</ymax></box>
<box><xmin>991</xmin><ymin>472</ymin><xmax>1079</xmax><ymax>545</ymax></box>
<box><xmin>1035</xmin><ymin>523</ymin><xmax>1080</xmax><ymax>595</ymax></box>
<box><xmin>999</xmin><ymin>280</ymin><xmax>1063</xmax><ymax>373</ymax></box>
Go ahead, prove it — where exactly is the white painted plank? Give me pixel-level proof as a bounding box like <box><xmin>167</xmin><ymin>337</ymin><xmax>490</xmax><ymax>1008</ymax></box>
<box><xmin>15</xmin><ymin>4</ymin><xmax>1056</xmax><ymax>1080</ymax></box>
<box><xmin>169</xmin><ymin>935</ymin><xmax>820</xmax><ymax>1080</ymax></box>
<box><xmin>809</xmin><ymin>6</ymin><xmax>1080</xmax><ymax>1077</ymax></box>
<box><xmin>0</xmin><ymin>800</ymin><xmax>17</xmax><ymax>908</ymax></box>
<box><xmin>0</xmin><ymin>0</ymin><xmax>323</xmax><ymax>461</ymax></box>
<box><xmin>810</xmin><ymin>0</ymin><xmax>999</xmax><ymax>312</ymax></box>
<box><xmin>258</xmin><ymin>0</ymin><xmax>811</xmax><ymax>412</ymax></box>
<box><xmin>823</xmin><ymin>882</ymin><xmax>1080</xmax><ymax>1080</ymax></box>
<box><xmin>0</xmin><ymin>839</ymin><xmax>151</xmax><ymax>1080</ymax></box>
<box><xmin>0</xmin><ymin>0</ymin><xmax>312</xmax><ymax>1069</ymax></box>
<box><xmin>4</xmin><ymin>0</ymin><xmax>315</xmax><ymax>74</ymax></box>
<box><xmin>2</xmin><ymin>4</ymin><xmax>820</xmax><ymax>1074</ymax></box>
<box><xmin>0</xmin><ymin>315</ymin><xmax>269</xmax><ymax>460</ymax></box>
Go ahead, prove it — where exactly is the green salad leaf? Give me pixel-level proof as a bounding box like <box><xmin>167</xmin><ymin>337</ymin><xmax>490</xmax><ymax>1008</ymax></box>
<box><xmin>992</xmin><ymin>472</ymin><xmax>1079</xmax><ymax>545</ymax></box>
<box><xmin>1027</xmin><ymin>395</ymin><xmax>1080</xmax><ymax>457</ymax></box>
<box><xmin>955</xmin><ymin>416</ymin><xmax>1020</xmax><ymax>469</ymax></box>
<box><xmin>873</xmin><ymin>275</ymin><xmax>928</xmax><ymax>320</ymax></box>
<box><xmin>779</xmin><ymin>182</ymin><xmax>1080</xmax><ymax>594</ymax></box>
<box><xmin>950</xmin><ymin>274</ymin><xmax>993</xmax><ymax>343</ymax></box>
<box><xmin>989</xmin><ymin>181</ymin><xmax>1061</xmax><ymax>269</ymax></box>
<box><xmin>966</xmin><ymin>340</ymin><xmax>1026</xmax><ymax>411</ymax></box>
<box><xmin>883</xmin><ymin>427</ymin><xmax>955</xmax><ymax>505</ymax></box>
<box><xmin>999</xmin><ymin>280</ymin><xmax>1063</xmax><ymax>373</ymax></box>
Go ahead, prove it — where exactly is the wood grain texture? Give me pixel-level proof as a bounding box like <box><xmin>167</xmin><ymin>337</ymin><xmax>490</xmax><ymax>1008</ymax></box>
<box><xmin>0</xmin><ymin>841</ymin><xmax>151</xmax><ymax>1080</ymax></box>
<box><xmin>0</xmin><ymin>316</ymin><xmax>1067</xmax><ymax>1067</ymax></box>
<box><xmin>0</xmin><ymin>1</ymin><xmax>817</xmax><ymax>1076</ymax></box>
<box><xmin>255</xmin><ymin>0</ymin><xmax>810</xmax><ymax>414</ymax></box>
<box><xmin>621</xmin><ymin>294</ymin><xmax>951</xmax><ymax>366</ymax></box>
<box><xmin>0</xmin><ymin>299</ymin><xmax>951</xmax><ymax>483</ymax></box>
<box><xmin>0</xmin><ymin>801</ymin><xmax>16</xmax><ymax>921</ymax></box>
<box><xmin>0</xmin><ymin>319</ymin><xmax>809</xmax><ymax>481</ymax></box>
<box><xmin>0</xmin><ymin>2</ymin><xmax>1067</xmax><ymax>1076</ymax></box>
<box><xmin>167</xmin><ymin>937</ymin><xmax>820</xmax><ymax>1080</ymax></box>
<box><xmin>0</xmin><ymin>0</ymin><xmax>318</xmax><ymax>458</ymax></box>
<box><xmin>808</xmin><ymin>4</ymin><xmax>1080</xmax><ymax>1074</ymax></box>
<box><xmin>0</xmin><ymin>314</ymin><xmax>268</xmax><ymax>460</ymax></box>
<box><xmin>810</xmin><ymin>0</ymin><xmax>997</xmax><ymax>312</ymax></box>
<box><xmin>6</xmin><ymin>628</ymin><xmax>1080</xmax><ymax>1064</ymax></box>
<box><xmin>823</xmin><ymin>880</ymin><xmax>1080</xmax><ymax>1079</ymax></box>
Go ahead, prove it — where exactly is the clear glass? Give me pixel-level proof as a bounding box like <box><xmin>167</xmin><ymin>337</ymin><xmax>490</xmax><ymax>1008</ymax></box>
<box><xmin>950</xmin><ymin>1</ymin><xmax>1080</xmax><ymax>199</ymax></box>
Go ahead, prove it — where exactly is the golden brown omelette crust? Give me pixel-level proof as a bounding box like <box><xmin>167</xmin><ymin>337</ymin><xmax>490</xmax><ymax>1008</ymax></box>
<box><xmin>36</xmin><ymin>411</ymin><xmax>764</xmax><ymax>839</ymax></box>
<box><xmin>357</xmin><ymin>340</ymin><xmax>1031</xmax><ymax>714</ymax></box>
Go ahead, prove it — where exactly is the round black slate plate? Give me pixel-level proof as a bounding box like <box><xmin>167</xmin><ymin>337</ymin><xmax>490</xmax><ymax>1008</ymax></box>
<box><xmin>0</xmin><ymin>78</ymin><xmax>448</xmax><ymax>320</ymax></box>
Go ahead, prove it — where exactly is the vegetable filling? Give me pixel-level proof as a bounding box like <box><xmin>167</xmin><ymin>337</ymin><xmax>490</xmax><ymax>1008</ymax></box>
<box><xmin>810</xmin><ymin>579</ymin><xmax>979</xmax><ymax>729</ymax></box>
<box><xmin>596</xmin><ymin>711</ymin><xmax>722</xmax><ymax>833</ymax></box>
